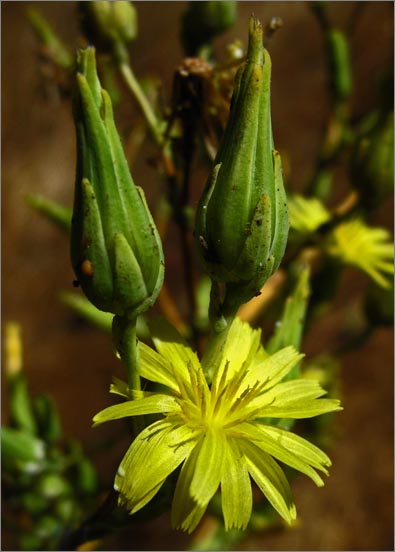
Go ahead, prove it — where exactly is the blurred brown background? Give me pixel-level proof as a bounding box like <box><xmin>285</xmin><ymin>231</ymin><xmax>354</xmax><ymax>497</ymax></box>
<box><xmin>2</xmin><ymin>2</ymin><xmax>394</xmax><ymax>550</ymax></box>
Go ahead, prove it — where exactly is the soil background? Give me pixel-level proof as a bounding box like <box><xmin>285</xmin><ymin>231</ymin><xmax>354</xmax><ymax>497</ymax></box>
<box><xmin>2</xmin><ymin>2</ymin><xmax>394</xmax><ymax>551</ymax></box>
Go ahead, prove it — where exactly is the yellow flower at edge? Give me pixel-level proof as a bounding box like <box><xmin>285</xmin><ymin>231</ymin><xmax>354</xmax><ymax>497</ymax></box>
<box><xmin>94</xmin><ymin>317</ymin><xmax>341</xmax><ymax>533</ymax></box>
<box><xmin>326</xmin><ymin>218</ymin><xmax>394</xmax><ymax>288</ymax></box>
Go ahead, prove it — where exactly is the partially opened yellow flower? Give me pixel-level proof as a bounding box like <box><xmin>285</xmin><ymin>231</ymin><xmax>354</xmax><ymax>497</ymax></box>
<box><xmin>326</xmin><ymin>218</ymin><xmax>394</xmax><ymax>288</ymax></box>
<box><xmin>94</xmin><ymin>317</ymin><xmax>341</xmax><ymax>532</ymax></box>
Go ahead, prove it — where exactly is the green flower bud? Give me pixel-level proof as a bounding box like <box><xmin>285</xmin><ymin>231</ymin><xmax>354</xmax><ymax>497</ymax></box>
<box><xmin>350</xmin><ymin>110</ymin><xmax>394</xmax><ymax>208</ymax></box>
<box><xmin>181</xmin><ymin>1</ymin><xmax>237</xmax><ymax>56</ymax></box>
<box><xmin>195</xmin><ymin>17</ymin><xmax>288</xmax><ymax>311</ymax></box>
<box><xmin>71</xmin><ymin>48</ymin><xmax>164</xmax><ymax>319</ymax></box>
<box><xmin>79</xmin><ymin>1</ymin><xmax>137</xmax><ymax>59</ymax></box>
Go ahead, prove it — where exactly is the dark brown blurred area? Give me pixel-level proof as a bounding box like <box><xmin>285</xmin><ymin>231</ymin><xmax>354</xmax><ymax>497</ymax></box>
<box><xmin>2</xmin><ymin>2</ymin><xmax>394</xmax><ymax>550</ymax></box>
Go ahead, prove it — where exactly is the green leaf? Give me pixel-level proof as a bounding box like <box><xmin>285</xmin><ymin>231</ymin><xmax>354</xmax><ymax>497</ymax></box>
<box><xmin>267</xmin><ymin>266</ymin><xmax>310</xmax><ymax>357</ymax></box>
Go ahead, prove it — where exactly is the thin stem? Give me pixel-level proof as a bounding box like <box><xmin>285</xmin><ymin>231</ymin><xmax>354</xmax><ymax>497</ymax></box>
<box><xmin>202</xmin><ymin>282</ymin><xmax>239</xmax><ymax>382</ymax></box>
<box><xmin>119</xmin><ymin>62</ymin><xmax>162</xmax><ymax>145</ymax></box>
<box><xmin>112</xmin><ymin>315</ymin><xmax>144</xmax><ymax>436</ymax></box>
<box><xmin>113</xmin><ymin>316</ymin><xmax>139</xmax><ymax>391</ymax></box>
<box><xmin>123</xmin><ymin>319</ymin><xmax>140</xmax><ymax>392</ymax></box>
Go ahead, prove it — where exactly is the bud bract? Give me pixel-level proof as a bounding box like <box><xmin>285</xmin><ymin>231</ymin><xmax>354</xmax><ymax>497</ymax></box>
<box><xmin>195</xmin><ymin>17</ymin><xmax>288</xmax><ymax>309</ymax></box>
<box><xmin>71</xmin><ymin>48</ymin><xmax>164</xmax><ymax>319</ymax></box>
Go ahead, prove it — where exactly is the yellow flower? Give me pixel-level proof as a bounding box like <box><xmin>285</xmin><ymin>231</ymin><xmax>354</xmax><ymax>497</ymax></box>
<box><xmin>326</xmin><ymin>218</ymin><xmax>394</xmax><ymax>288</ymax></box>
<box><xmin>94</xmin><ymin>317</ymin><xmax>341</xmax><ymax>532</ymax></box>
<box><xmin>288</xmin><ymin>194</ymin><xmax>331</xmax><ymax>234</ymax></box>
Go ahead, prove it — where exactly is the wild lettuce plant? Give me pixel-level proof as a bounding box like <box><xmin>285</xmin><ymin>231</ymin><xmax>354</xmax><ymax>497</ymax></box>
<box><xmin>3</xmin><ymin>2</ymin><xmax>393</xmax><ymax>551</ymax></box>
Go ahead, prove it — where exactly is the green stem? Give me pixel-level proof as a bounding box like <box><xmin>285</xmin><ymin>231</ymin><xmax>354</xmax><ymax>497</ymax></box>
<box><xmin>119</xmin><ymin>62</ymin><xmax>162</xmax><ymax>145</ymax></box>
<box><xmin>112</xmin><ymin>316</ymin><xmax>139</xmax><ymax>391</ymax></box>
<box><xmin>202</xmin><ymin>282</ymin><xmax>239</xmax><ymax>382</ymax></box>
<box><xmin>112</xmin><ymin>315</ymin><xmax>143</xmax><ymax>436</ymax></box>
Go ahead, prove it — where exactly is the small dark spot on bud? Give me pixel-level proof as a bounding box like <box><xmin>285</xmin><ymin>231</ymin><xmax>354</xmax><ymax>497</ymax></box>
<box><xmin>81</xmin><ymin>259</ymin><xmax>94</xmax><ymax>277</ymax></box>
<box><xmin>277</xmin><ymin>188</ymin><xmax>280</xmax><ymax>192</ymax></box>
<box><xmin>254</xmin><ymin>290</ymin><xmax>262</xmax><ymax>297</ymax></box>
<box><xmin>72</xmin><ymin>279</ymin><xmax>80</xmax><ymax>288</ymax></box>
<box><xmin>255</xmin><ymin>219</ymin><xmax>263</xmax><ymax>226</ymax></box>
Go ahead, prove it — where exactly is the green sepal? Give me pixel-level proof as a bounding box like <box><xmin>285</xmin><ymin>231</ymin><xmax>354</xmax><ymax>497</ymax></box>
<box><xmin>72</xmin><ymin>178</ymin><xmax>114</xmax><ymax>313</ymax></box>
<box><xmin>270</xmin><ymin>150</ymin><xmax>289</xmax><ymax>273</ymax></box>
<box><xmin>112</xmin><ymin>232</ymin><xmax>148</xmax><ymax>316</ymax></box>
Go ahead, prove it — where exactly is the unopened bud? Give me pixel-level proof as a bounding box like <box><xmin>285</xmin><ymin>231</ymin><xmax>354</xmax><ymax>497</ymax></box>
<box><xmin>79</xmin><ymin>1</ymin><xmax>137</xmax><ymax>61</ymax></box>
<box><xmin>195</xmin><ymin>17</ymin><xmax>288</xmax><ymax>313</ymax></box>
<box><xmin>71</xmin><ymin>48</ymin><xmax>164</xmax><ymax>319</ymax></box>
